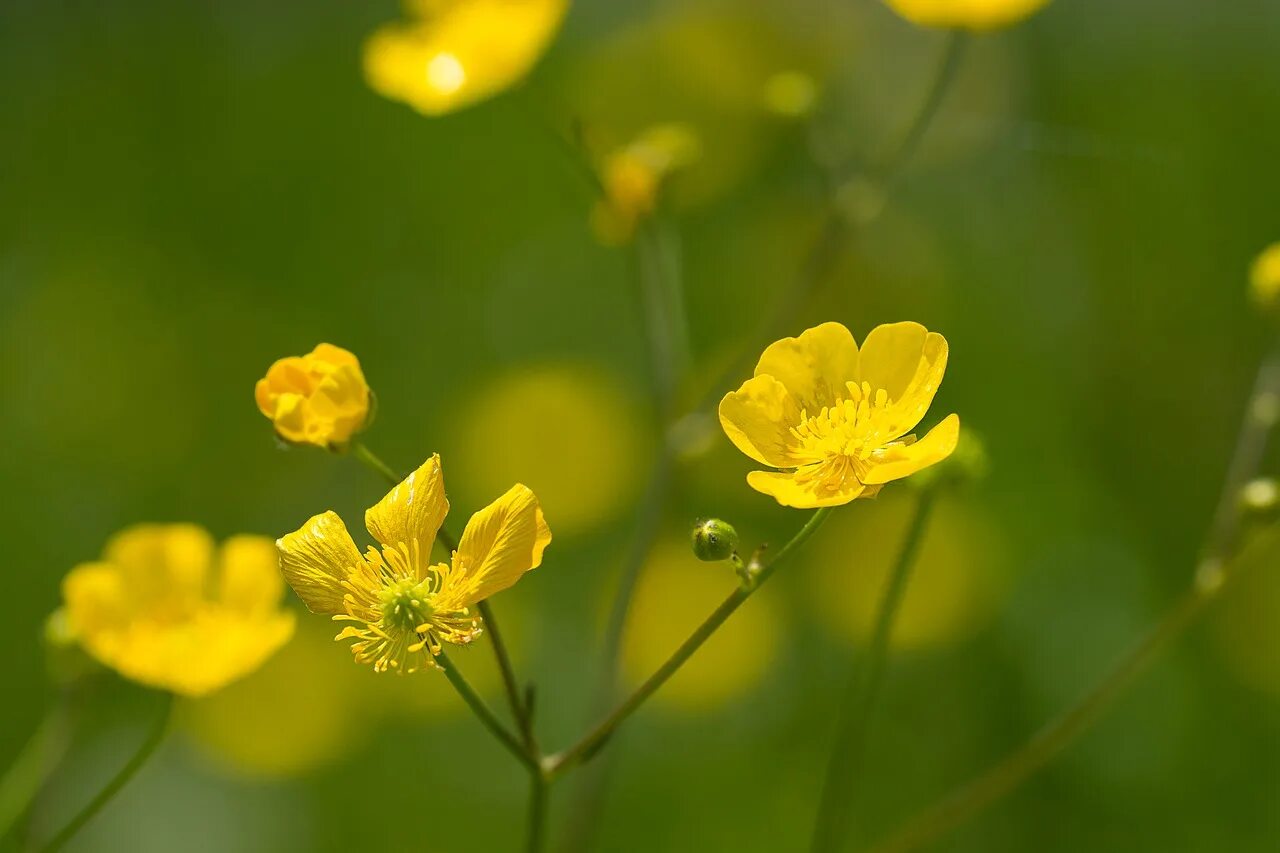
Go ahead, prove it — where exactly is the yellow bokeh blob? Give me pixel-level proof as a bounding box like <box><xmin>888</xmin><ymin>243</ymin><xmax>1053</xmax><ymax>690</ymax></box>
<box><xmin>808</xmin><ymin>492</ymin><xmax>1008</xmax><ymax>650</ymax></box>
<box><xmin>181</xmin><ymin>621</ymin><xmax>366</xmax><ymax>778</ymax></box>
<box><xmin>620</xmin><ymin>540</ymin><xmax>780</xmax><ymax>711</ymax></box>
<box><xmin>1211</xmin><ymin>547</ymin><xmax>1280</xmax><ymax>697</ymax></box>
<box><xmin>453</xmin><ymin>364</ymin><xmax>647</xmax><ymax>535</ymax></box>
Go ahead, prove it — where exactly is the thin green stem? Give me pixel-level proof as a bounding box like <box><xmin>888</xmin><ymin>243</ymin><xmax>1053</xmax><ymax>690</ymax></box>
<box><xmin>479</xmin><ymin>599</ymin><xmax>534</xmax><ymax>747</ymax></box>
<box><xmin>544</xmin><ymin>507</ymin><xmax>835</xmax><ymax>779</ymax></box>
<box><xmin>350</xmin><ymin>440</ymin><xmax>400</xmax><ymax>488</ymax></box>
<box><xmin>38</xmin><ymin>693</ymin><xmax>172</xmax><ymax>853</ymax></box>
<box><xmin>810</xmin><ymin>489</ymin><xmax>937</xmax><ymax>853</ymax></box>
<box><xmin>435</xmin><ymin>650</ymin><xmax>537</xmax><ymax>773</ymax></box>
<box><xmin>0</xmin><ymin>702</ymin><xmax>71</xmax><ymax>844</ymax></box>
<box><xmin>526</xmin><ymin>770</ymin><xmax>549</xmax><ymax>853</ymax></box>
<box><xmin>868</xmin><ymin>337</ymin><xmax>1280</xmax><ymax>853</ymax></box>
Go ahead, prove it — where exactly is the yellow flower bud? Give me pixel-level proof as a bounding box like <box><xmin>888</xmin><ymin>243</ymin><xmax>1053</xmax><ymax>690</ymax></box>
<box><xmin>255</xmin><ymin>343</ymin><xmax>371</xmax><ymax>449</ymax></box>
<box><xmin>1249</xmin><ymin>242</ymin><xmax>1280</xmax><ymax>312</ymax></box>
<box><xmin>884</xmin><ymin>0</ymin><xmax>1052</xmax><ymax>31</ymax></box>
<box><xmin>591</xmin><ymin>124</ymin><xmax>701</xmax><ymax>245</ymax></box>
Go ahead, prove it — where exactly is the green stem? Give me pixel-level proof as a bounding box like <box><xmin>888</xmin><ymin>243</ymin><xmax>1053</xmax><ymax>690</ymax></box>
<box><xmin>479</xmin><ymin>599</ymin><xmax>534</xmax><ymax>747</ymax></box>
<box><xmin>38</xmin><ymin>693</ymin><xmax>172</xmax><ymax>853</ymax></box>
<box><xmin>810</xmin><ymin>489</ymin><xmax>937</xmax><ymax>853</ymax></box>
<box><xmin>544</xmin><ymin>507</ymin><xmax>835</xmax><ymax>779</ymax></box>
<box><xmin>526</xmin><ymin>770</ymin><xmax>549</xmax><ymax>853</ymax></box>
<box><xmin>868</xmin><ymin>338</ymin><xmax>1280</xmax><ymax>853</ymax></box>
<box><xmin>435</xmin><ymin>650</ymin><xmax>537</xmax><ymax>773</ymax></box>
<box><xmin>350</xmin><ymin>440</ymin><xmax>401</xmax><ymax>488</ymax></box>
<box><xmin>0</xmin><ymin>702</ymin><xmax>71</xmax><ymax>844</ymax></box>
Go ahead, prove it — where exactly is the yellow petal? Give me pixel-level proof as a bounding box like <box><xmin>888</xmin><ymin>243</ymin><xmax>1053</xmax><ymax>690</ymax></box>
<box><xmin>862</xmin><ymin>414</ymin><xmax>961</xmax><ymax>485</ymax></box>
<box><xmin>219</xmin><ymin>535</ymin><xmax>285</xmax><ymax>617</ymax></box>
<box><xmin>277</xmin><ymin>512</ymin><xmax>362</xmax><ymax>614</ymax></box>
<box><xmin>438</xmin><ymin>484</ymin><xmax>551</xmax><ymax>609</ymax></box>
<box><xmin>718</xmin><ymin>374</ymin><xmax>804</xmax><ymax>468</ymax></box>
<box><xmin>364</xmin><ymin>454</ymin><xmax>449</xmax><ymax>556</ymax></box>
<box><xmin>746</xmin><ymin>469</ymin><xmax>868</xmax><ymax>509</ymax></box>
<box><xmin>859</xmin><ymin>323</ymin><xmax>948</xmax><ymax>440</ymax></box>
<box><xmin>754</xmin><ymin>322</ymin><xmax>860</xmax><ymax>411</ymax></box>
<box><xmin>104</xmin><ymin>523</ymin><xmax>214</xmax><ymax>611</ymax></box>
<box><xmin>63</xmin><ymin>561</ymin><xmax>131</xmax><ymax>637</ymax></box>
<box><xmin>884</xmin><ymin>0</ymin><xmax>1052</xmax><ymax>31</ymax></box>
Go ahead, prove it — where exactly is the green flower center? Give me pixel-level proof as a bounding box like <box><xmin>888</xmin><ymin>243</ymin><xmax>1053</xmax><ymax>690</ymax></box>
<box><xmin>379</xmin><ymin>577</ymin><xmax>436</xmax><ymax>634</ymax></box>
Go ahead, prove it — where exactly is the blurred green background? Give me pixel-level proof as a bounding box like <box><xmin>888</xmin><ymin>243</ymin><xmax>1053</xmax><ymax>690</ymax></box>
<box><xmin>3</xmin><ymin>0</ymin><xmax>1280</xmax><ymax>851</ymax></box>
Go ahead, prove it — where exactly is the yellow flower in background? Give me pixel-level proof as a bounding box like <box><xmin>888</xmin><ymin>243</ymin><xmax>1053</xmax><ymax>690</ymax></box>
<box><xmin>884</xmin><ymin>0</ymin><xmax>1052</xmax><ymax>31</ymax></box>
<box><xmin>591</xmin><ymin>123</ymin><xmax>701</xmax><ymax>245</ymax></box>
<box><xmin>720</xmin><ymin>322</ymin><xmax>959</xmax><ymax>508</ymax></box>
<box><xmin>1249</xmin><ymin>242</ymin><xmax>1280</xmax><ymax>311</ymax></box>
<box><xmin>277</xmin><ymin>454</ymin><xmax>550</xmax><ymax>673</ymax></box>
<box><xmin>364</xmin><ymin>0</ymin><xmax>568</xmax><ymax>116</ymax></box>
<box><xmin>60</xmin><ymin>525</ymin><xmax>296</xmax><ymax>697</ymax></box>
<box><xmin>255</xmin><ymin>343</ymin><xmax>370</xmax><ymax>449</ymax></box>
<box><xmin>621</xmin><ymin>541</ymin><xmax>779</xmax><ymax>711</ymax></box>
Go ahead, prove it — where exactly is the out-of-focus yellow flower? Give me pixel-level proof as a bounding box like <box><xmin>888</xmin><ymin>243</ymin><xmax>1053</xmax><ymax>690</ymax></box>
<box><xmin>591</xmin><ymin>124</ymin><xmax>701</xmax><ymax>245</ymax></box>
<box><xmin>621</xmin><ymin>541</ymin><xmax>778</xmax><ymax>711</ymax></box>
<box><xmin>884</xmin><ymin>0</ymin><xmax>1052</xmax><ymax>30</ymax></box>
<box><xmin>809</xmin><ymin>493</ymin><xmax>1008</xmax><ymax>650</ymax></box>
<box><xmin>454</xmin><ymin>364</ymin><xmax>646</xmax><ymax>535</ymax></box>
<box><xmin>762</xmin><ymin>71</ymin><xmax>818</xmax><ymax>118</ymax></box>
<box><xmin>255</xmin><ymin>343</ymin><xmax>370</xmax><ymax>449</ymax></box>
<box><xmin>719</xmin><ymin>322</ymin><xmax>959</xmax><ymax>508</ymax></box>
<box><xmin>277</xmin><ymin>454</ymin><xmax>550</xmax><ymax>673</ymax></box>
<box><xmin>1249</xmin><ymin>242</ymin><xmax>1280</xmax><ymax>311</ymax></box>
<box><xmin>61</xmin><ymin>525</ymin><xmax>296</xmax><ymax>697</ymax></box>
<box><xmin>364</xmin><ymin>0</ymin><xmax>568</xmax><ymax>116</ymax></box>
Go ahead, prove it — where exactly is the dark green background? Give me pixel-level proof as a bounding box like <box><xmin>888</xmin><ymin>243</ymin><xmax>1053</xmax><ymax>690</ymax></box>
<box><xmin>3</xmin><ymin>0</ymin><xmax>1279</xmax><ymax>851</ymax></box>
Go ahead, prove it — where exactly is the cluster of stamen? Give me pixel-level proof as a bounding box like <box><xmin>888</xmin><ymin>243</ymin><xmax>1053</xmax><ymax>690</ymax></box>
<box><xmin>787</xmin><ymin>381</ymin><xmax>909</xmax><ymax>495</ymax></box>
<box><xmin>333</xmin><ymin>540</ymin><xmax>480</xmax><ymax>673</ymax></box>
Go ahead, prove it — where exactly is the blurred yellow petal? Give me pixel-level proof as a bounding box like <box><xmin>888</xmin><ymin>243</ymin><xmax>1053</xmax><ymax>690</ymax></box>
<box><xmin>747</xmin><ymin>468</ymin><xmax>869</xmax><ymax>508</ymax></box>
<box><xmin>754</xmin><ymin>321</ymin><xmax>860</xmax><ymax>411</ymax></box>
<box><xmin>437</xmin><ymin>484</ymin><xmax>551</xmax><ymax>610</ymax></box>
<box><xmin>884</xmin><ymin>0</ymin><xmax>1052</xmax><ymax>30</ymax></box>
<box><xmin>363</xmin><ymin>0</ymin><xmax>568</xmax><ymax>116</ymax></box>
<box><xmin>218</xmin><ymin>535</ymin><xmax>285</xmax><ymax>617</ymax></box>
<box><xmin>105</xmin><ymin>523</ymin><xmax>213</xmax><ymax>613</ymax></box>
<box><xmin>277</xmin><ymin>511</ymin><xmax>362</xmax><ymax>615</ymax></box>
<box><xmin>364</xmin><ymin>453</ymin><xmax>449</xmax><ymax>554</ymax></box>
<box><xmin>863</xmin><ymin>414</ymin><xmax>961</xmax><ymax>485</ymax></box>
<box><xmin>718</xmin><ymin>374</ymin><xmax>804</xmax><ymax>468</ymax></box>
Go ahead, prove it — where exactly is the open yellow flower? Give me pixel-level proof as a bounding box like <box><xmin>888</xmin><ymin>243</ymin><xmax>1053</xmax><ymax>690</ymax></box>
<box><xmin>60</xmin><ymin>525</ymin><xmax>296</xmax><ymax>697</ymax></box>
<box><xmin>278</xmin><ymin>454</ymin><xmax>550</xmax><ymax>673</ymax></box>
<box><xmin>884</xmin><ymin>0</ymin><xmax>1052</xmax><ymax>30</ymax></box>
<box><xmin>720</xmin><ymin>322</ymin><xmax>960</xmax><ymax>508</ymax></box>
<box><xmin>364</xmin><ymin>0</ymin><xmax>568</xmax><ymax>116</ymax></box>
<box><xmin>254</xmin><ymin>343</ymin><xmax>370</xmax><ymax>449</ymax></box>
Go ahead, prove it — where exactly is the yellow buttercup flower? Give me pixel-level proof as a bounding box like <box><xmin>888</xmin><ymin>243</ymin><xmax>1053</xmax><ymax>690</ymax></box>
<box><xmin>719</xmin><ymin>322</ymin><xmax>959</xmax><ymax>508</ymax></box>
<box><xmin>1250</xmin><ymin>242</ymin><xmax>1280</xmax><ymax>311</ymax></box>
<box><xmin>277</xmin><ymin>454</ymin><xmax>550</xmax><ymax>673</ymax></box>
<box><xmin>884</xmin><ymin>0</ymin><xmax>1052</xmax><ymax>30</ymax></box>
<box><xmin>591</xmin><ymin>124</ymin><xmax>701</xmax><ymax>245</ymax></box>
<box><xmin>364</xmin><ymin>0</ymin><xmax>568</xmax><ymax>116</ymax></box>
<box><xmin>254</xmin><ymin>343</ymin><xmax>371</xmax><ymax>449</ymax></box>
<box><xmin>60</xmin><ymin>525</ymin><xmax>296</xmax><ymax>697</ymax></box>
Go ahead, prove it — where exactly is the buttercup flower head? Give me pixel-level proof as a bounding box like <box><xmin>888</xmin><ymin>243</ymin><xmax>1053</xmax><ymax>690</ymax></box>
<box><xmin>884</xmin><ymin>0</ymin><xmax>1052</xmax><ymax>30</ymax></box>
<box><xmin>720</xmin><ymin>322</ymin><xmax>959</xmax><ymax>508</ymax></box>
<box><xmin>255</xmin><ymin>343</ymin><xmax>371</xmax><ymax>449</ymax></box>
<box><xmin>277</xmin><ymin>454</ymin><xmax>550</xmax><ymax>673</ymax></box>
<box><xmin>60</xmin><ymin>525</ymin><xmax>296</xmax><ymax>697</ymax></box>
<box><xmin>364</xmin><ymin>0</ymin><xmax>568</xmax><ymax>116</ymax></box>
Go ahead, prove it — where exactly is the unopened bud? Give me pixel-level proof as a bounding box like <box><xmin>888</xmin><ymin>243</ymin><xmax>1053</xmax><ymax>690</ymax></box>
<box><xmin>691</xmin><ymin>518</ymin><xmax>739</xmax><ymax>562</ymax></box>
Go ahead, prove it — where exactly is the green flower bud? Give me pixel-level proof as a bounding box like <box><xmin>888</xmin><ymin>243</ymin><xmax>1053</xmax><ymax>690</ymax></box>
<box><xmin>691</xmin><ymin>518</ymin><xmax>739</xmax><ymax>562</ymax></box>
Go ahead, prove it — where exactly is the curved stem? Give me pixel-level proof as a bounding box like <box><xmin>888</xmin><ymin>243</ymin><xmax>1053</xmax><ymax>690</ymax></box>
<box><xmin>350</xmin><ymin>440</ymin><xmax>401</xmax><ymax>488</ymax></box>
<box><xmin>435</xmin><ymin>650</ymin><xmax>537</xmax><ymax>773</ymax></box>
<box><xmin>0</xmin><ymin>701</ymin><xmax>72</xmax><ymax>844</ymax></box>
<box><xmin>479</xmin><ymin>599</ymin><xmax>535</xmax><ymax>747</ymax></box>
<box><xmin>545</xmin><ymin>507</ymin><xmax>835</xmax><ymax>779</ymax></box>
<box><xmin>810</xmin><ymin>489</ymin><xmax>937</xmax><ymax>852</ymax></box>
<box><xmin>39</xmin><ymin>693</ymin><xmax>172</xmax><ymax>853</ymax></box>
<box><xmin>869</xmin><ymin>337</ymin><xmax>1280</xmax><ymax>853</ymax></box>
<box><xmin>869</xmin><ymin>30</ymin><xmax>968</xmax><ymax>182</ymax></box>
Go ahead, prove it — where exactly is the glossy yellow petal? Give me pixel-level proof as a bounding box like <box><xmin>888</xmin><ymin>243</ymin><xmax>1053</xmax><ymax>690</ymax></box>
<box><xmin>884</xmin><ymin>0</ymin><xmax>1052</xmax><ymax>30</ymax></box>
<box><xmin>859</xmin><ymin>323</ymin><xmax>949</xmax><ymax>439</ymax></box>
<box><xmin>746</xmin><ymin>468</ymin><xmax>868</xmax><ymax>509</ymax></box>
<box><xmin>218</xmin><ymin>535</ymin><xmax>285</xmax><ymax>617</ymax></box>
<box><xmin>754</xmin><ymin>322</ymin><xmax>860</xmax><ymax>411</ymax></box>
<box><xmin>255</xmin><ymin>344</ymin><xmax>370</xmax><ymax>447</ymax></box>
<box><xmin>364</xmin><ymin>454</ymin><xmax>449</xmax><ymax>555</ymax></box>
<box><xmin>862</xmin><ymin>414</ymin><xmax>961</xmax><ymax>485</ymax></box>
<box><xmin>718</xmin><ymin>374</ymin><xmax>804</xmax><ymax>468</ymax></box>
<box><xmin>277</xmin><ymin>511</ymin><xmax>362</xmax><ymax>615</ymax></box>
<box><xmin>437</xmin><ymin>484</ymin><xmax>550</xmax><ymax>610</ymax></box>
